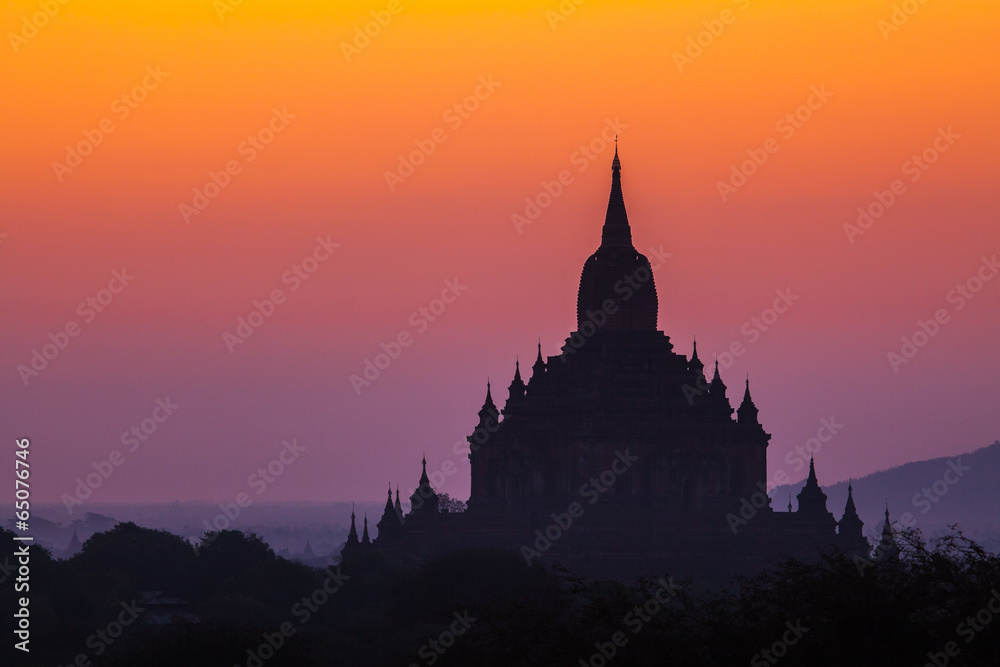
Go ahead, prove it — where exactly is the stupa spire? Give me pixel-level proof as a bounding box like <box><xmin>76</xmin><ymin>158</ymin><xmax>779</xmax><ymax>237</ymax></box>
<box><xmin>531</xmin><ymin>340</ymin><xmax>546</xmax><ymax>382</ymax></box>
<box><xmin>347</xmin><ymin>504</ymin><xmax>359</xmax><ymax>545</ymax></box>
<box><xmin>737</xmin><ymin>375</ymin><xmax>760</xmax><ymax>426</ymax></box>
<box><xmin>600</xmin><ymin>143</ymin><xmax>633</xmax><ymax>249</ymax></box>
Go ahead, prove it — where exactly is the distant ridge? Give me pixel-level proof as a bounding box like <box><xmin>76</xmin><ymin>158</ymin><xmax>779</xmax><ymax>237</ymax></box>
<box><xmin>771</xmin><ymin>440</ymin><xmax>1000</xmax><ymax>548</ymax></box>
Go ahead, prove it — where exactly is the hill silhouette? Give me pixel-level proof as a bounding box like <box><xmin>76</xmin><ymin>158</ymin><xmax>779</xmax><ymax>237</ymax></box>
<box><xmin>772</xmin><ymin>440</ymin><xmax>1000</xmax><ymax>548</ymax></box>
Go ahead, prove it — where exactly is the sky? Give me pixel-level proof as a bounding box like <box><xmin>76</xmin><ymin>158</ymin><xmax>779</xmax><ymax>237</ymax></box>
<box><xmin>2</xmin><ymin>0</ymin><xmax>999</xmax><ymax>511</ymax></box>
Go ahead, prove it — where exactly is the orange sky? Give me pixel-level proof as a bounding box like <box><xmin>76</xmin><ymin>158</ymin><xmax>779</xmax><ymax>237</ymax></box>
<box><xmin>2</xmin><ymin>0</ymin><xmax>999</xmax><ymax>507</ymax></box>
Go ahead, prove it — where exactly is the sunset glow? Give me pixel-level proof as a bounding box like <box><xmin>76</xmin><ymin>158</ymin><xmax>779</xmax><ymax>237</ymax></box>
<box><xmin>3</xmin><ymin>0</ymin><xmax>999</xmax><ymax>506</ymax></box>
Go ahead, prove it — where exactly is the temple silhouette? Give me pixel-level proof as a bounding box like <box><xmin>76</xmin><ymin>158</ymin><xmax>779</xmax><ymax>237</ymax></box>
<box><xmin>343</xmin><ymin>149</ymin><xmax>883</xmax><ymax>579</ymax></box>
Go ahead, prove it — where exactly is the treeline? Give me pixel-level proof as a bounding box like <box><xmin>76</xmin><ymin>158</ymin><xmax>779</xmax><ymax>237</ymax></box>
<box><xmin>2</xmin><ymin>523</ymin><xmax>999</xmax><ymax>666</ymax></box>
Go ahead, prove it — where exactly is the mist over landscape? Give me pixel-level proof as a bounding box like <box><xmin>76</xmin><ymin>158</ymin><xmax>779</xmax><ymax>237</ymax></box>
<box><xmin>10</xmin><ymin>439</ymin><xmax>999</xmax><ymax>564</ymax></box>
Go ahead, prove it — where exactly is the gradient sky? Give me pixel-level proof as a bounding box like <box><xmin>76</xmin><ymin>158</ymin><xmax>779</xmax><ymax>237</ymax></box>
<box><xmin>3</xmin><ymin>0</ymin><xmax>999</xmax><ymax>510</ymax></box>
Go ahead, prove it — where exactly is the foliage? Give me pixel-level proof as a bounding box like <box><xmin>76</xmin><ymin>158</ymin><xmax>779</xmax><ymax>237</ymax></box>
<box><xmin>11</xmin><ymin>523</ymin><xmax>1000</xmax><ymax>666</ymax></box>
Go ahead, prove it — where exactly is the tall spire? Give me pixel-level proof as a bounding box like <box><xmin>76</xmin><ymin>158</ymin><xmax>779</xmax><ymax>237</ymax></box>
<box><xmin>710</xmin><ymin>358</ymin><xmax>725</xmax><ymax>390</ymax></box>
<box><xmin>531</xmin><ymin>340</ymin><xmax>546</xmax><ymax>381</ymax></box>
<box><xmin>737</xmin><ymin>376</ymin><xmax>760</xmax><ymax>426</ymax></box>
<box><xmin>576</xmin><ymin>146</ymin><xmax>657</xmax><ymax>331</ymax></box>
<box><xmin>347</xmin><ymin>504</ymin><xmax>359</xmax><ymax>546</ymax></box>
<box><xmin>382</xmin><ymin>485</ymin><xmax>394</xmax><ymax>519</ymax></box>
<box><xmin>689</xmin><ymin>338</ymin><xmax>704</xmax><ymax>376</ymax></box>
<box><xmin>507</xmin><ymin>359</ymin><xmax>526</xmax><ymax>405</ymax></box>
<box><xmin>378</xmin><ymin>484</ymin><xmax>405</xmax><ymax>540</ymax></box>
<box><xmin>795</xmin><ymin>456</ymin><xmax>833</xmax><ymax>522</ymax></box>
<box><xmin>482</xmin><ymin>380</ymin><xmax>496</xmax><ymax>411</ymax></box>
<box><xmin>708</xmin><ymin>358</ymin><xmax>730</xmax><ymax>413</ymax></box>
<box><xmin>845</xmin><ymin>480</ymin><xmax>857</xmax><ymax>515</ymax></box>
<box><xmin>361</xmin><ymin>514</ymin><xmax>371</xmax><ymax>544</ymax></box>
<box><xmin>476</xmin><ymin>379</ymin><xmax>499</xmax><ymax>431</ymax></box>
<box><xmin>66</xmin><ymin>529</ymin><xmax>82</xmax><ymax>557</ymax></box>
<box><xmin>875</xmin><ymin>503</ymin><xmax>900</xmax><ymax>562</ymax></box>
<box><xmin>410</xmin><ymin>454</ymin><xmax>440</xmax><ymax>516</ymax></box>
<box><xmin>600</xmin><ymin>144</ymin><xmax>633</xmax><ymax>249</ymax></box>
<box><xmin>837</xmin><ymin>479</ymin><xmax>866</xmax><ymax>555</ymax></box>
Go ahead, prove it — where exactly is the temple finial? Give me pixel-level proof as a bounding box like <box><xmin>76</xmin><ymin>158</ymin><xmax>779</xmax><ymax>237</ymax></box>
<box><xmin>418</xmin><ymin>453</ymin><xmax>430</xmax><ymax>487</ymax></box>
